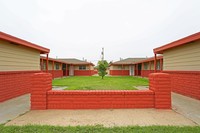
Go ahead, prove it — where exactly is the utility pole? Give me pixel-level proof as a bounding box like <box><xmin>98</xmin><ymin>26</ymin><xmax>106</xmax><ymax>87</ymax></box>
<box><xmin>101</xmin><ymin>47</ymin><xmax>104</xmax><ymax>61</ymax></box>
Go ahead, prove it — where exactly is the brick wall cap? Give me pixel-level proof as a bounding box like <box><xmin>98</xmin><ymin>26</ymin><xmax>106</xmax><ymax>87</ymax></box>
<box><xmin>32</xmin><ymin>72</ymin><xmax>52</xmax><ymax>77</ymax></box>
<box><xmin>149</xmin><ymin>73</ymin><xmax>170</xmax><ymax>77</ymax></box>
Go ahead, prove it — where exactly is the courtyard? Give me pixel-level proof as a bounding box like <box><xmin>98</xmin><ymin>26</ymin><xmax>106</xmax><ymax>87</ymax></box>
<box><xmin>52</xmin><ymin>76</ymin><xmax>148</xmax><ymax>90</ymax></box>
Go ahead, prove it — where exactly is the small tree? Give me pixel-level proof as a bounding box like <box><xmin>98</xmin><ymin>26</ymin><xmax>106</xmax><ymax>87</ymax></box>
<box><xmin>97</xmin><ymin>60</ymin><xmax>108</xmax><ymax>79</ymax></box>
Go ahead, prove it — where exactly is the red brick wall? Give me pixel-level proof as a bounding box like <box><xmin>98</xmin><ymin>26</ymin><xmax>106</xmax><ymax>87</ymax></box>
<box><xmin>74</xmin><ymin>70</ymin><xmax>94</xmax><ymax>76</ymax></box>
<box><xmin>141</xmin><ymin>70</ymin><xmax>162</xmax><ymax>77</ymax></box>
<box><xmin>48</xmin><ymin>70</ymin><xmax>63</xmax><ymax>78</ymax></box>
<box><xmin>0</xmin><ymin>71</ymin><xmax>40</xmax><ymax>102</ymax></box>
<box><xmin>109</xmin><ymin>70</ymin><xmax>129</xmax><ymax>76</ymax></box>
<box><xmin>47</xmin><ymin>90</ymin><xmax>154</xmax><ymax>109</ymax></box>
<box><xmin>149</xmin><ymin>73</ymin><xmax>171</xmax><ymax>109</ymax></box>
<box><xmin>31</xmin><ymin>72</ymin><xmax>171</xmax><ymax>110</ymax></box>
<box><xmin>164</xmin><ymin>71</ymin><xmax>200</xmax><ymax>100</ymax></box>
<box><xmin>31</xmin><ymin>73</ymin><xmax>52</xmax><ymax>110</ymax></box>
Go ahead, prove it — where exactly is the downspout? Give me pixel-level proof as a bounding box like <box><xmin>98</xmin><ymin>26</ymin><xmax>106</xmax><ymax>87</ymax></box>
<box><xmin>154</xmin><ymin>53</ymin><xmax>157</xmax><ymax>72</ymax></box>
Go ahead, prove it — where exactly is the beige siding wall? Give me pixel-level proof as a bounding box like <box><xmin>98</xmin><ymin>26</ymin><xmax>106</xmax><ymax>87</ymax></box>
<box><xmin>163</xmin><ymin>40</ymin><xmax>200</xmax><ymax>71</ymax></box>
<box><xmin>89</xmin><ymin>65</ymin><xmax>94</xmax><ymax>70</ymax></box>
<box><xmin>110</xmin><ymin>65</ymin><xmax>129</xmax><ymax>70</ymax></box>
<box><xmin>0</xmin><ymin>40</ymin><xmax>40</xmax><ymax>71</ymax></box>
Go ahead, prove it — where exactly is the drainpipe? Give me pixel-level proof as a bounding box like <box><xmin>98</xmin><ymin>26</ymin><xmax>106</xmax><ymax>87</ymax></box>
<box><xmin>154</xmin><ymin>53</ymin><xmax>157</xmax><ymax>72</ymax></box>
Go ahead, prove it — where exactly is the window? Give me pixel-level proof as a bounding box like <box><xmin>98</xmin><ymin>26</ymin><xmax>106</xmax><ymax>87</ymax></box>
<box><xmin>144</xmin><ymin>63</ymin><xmax>148</xmax><ymax>70</ymax></box>
<box><xmin>56</xmin><ymin>63</ymin><xmax>60</xmax><ymax>70</ymax></box>
<box><xmin>118</xmin><ymin>66</ymin><xmax>125</xmax><ymax>70</ymax></box>
<box><xmin>43</xmin><ymin>62</ymin><xmax>46</xmax><ymax>70</ymax></box>
<box><xmin>156</xmin><ymin>61</ymin><xmax>160</xmax><ymax>70</ymax></box>
<box><xmin>79</xmin><ymin>65</ymin><xmax>86</xmax><ymax>70</ymax></box>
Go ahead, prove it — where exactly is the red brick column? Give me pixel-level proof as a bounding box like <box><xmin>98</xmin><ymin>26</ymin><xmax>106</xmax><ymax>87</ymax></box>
<box><xmin>31</xmin><ymin>73</ymin><xmax>52</xmax><ymax>110</ymax></box>
<box><xmin>149</xmin><ymin>73</ymin><xmax>171</xmax><ymax>109</ymax></box>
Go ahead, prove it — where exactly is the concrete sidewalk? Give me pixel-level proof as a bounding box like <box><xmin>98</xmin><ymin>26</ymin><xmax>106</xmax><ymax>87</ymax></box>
<box><xmin>0</xmin><ymin>94</ymin><xmax>30</xmax><ymax>124</ymax></box>
<box><xmin>172</xmin><ymin>93</ymin><xmax>200</xmax><ymax>125</ymax></box>
<box><xmin>5</xmin><ymin>109</ymin><xmax>197</xmax><ymax>127</ymax></box>
<box><xmin>1</xmin><ymin>92</ymin><xmax>200</xmax><ymax>127</ymax></box>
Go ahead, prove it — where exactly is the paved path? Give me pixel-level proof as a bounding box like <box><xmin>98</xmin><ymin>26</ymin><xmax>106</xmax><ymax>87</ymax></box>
<box><xmin>5</xmin><ymin>109</ymin><xmax>196</xmax><ymax>127</ymax></box>
<box><xmin>0</xmin><ymin>94</ymin><xmax>30</xmax><ymax>124</ymax></box>
<box><xmin>172</xmin><ymin>93</ymin><xmax>200</xmax><ymax>125</ymax></box>
<box><xmin>1</xmin><ymin>92</ymin><xmax>200</xmax><ymax>127</ymax></box>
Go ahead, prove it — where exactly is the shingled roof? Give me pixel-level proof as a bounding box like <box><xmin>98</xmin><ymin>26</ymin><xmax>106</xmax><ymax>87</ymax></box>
<box><xmin>57</xmin><ymin>58</ymin><xmax>94</xmax><ymax>65</ymax></box>
<box><xmin>110</xmin><ymin>58</ymin><xmax>146</xmax><ymax>65</ymax></box>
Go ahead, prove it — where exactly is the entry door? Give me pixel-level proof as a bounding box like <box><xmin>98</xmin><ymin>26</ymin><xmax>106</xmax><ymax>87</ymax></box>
<box><xmin>69</xmin><ymin>65</ymin><xmax>74</xmax><ymax>76</ymax></box>
<box><xmin>129</xmin><ymin>65</ymin><xmax>134</xmax><ymax>76</ymax></box>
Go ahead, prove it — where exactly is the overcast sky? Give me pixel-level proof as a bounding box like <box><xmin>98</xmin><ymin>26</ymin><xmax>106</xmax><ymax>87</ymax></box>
<box><xmin>0</xmin><ymin>0</ymin><xmax>200</xmax><ymax>64</ymax></box>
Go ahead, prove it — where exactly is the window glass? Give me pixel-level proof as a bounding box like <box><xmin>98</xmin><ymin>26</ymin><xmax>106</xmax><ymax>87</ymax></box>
<box><xmin>56</xmin><ymin>63</ymin><xmax>60</xmax><ymax>70</ymax></box>
<box><xmin>79</xmin><ymin>65</ymin><xmax>86</xmax><ymax>70</ymax></box>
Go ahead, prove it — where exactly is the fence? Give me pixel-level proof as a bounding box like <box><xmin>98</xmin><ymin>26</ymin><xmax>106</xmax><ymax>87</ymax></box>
<box><xmin>31</xmin><ymin>72</ymin><xmax>171</xmax><ymax>110</ymax></box>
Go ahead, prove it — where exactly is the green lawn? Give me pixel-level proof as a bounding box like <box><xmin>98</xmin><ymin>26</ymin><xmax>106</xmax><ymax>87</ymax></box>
<box><xmin>0</xmin><ymin>125</ymin><xmax>200</xmax><ymax>133</ymax></box>
<box><xmin>52</xmin><ymin>76</ymin><xmax>148</xmax><ymax>90</ymax></box>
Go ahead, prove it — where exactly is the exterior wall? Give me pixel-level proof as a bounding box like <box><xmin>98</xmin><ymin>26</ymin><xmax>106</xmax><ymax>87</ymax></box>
<box><xmin>47</xmin><ymin>90</ymin><xmax>154</xmax><ymax>109</ymax></box>
<box><xmin>141</xmin><ymin>70</ymin><xmax>154</xmax><ymax>77</ymax></box>
<box><xmin>110</xmin><ymin>70</ymin><xmax>129</xmax><ymax>76</ymax></box>
<box><xmin>110</xmin><ymin>65</ymin><xmax>129</xmax><ymax>70</ymax></box>
<box><xmin>31</xmin><ymin>73</ymin><xmax>171</xmax><ymax>110</ymax></box>
<box><xmin>0</xmin><ymin>71</ymin><xmax>40</xmax><ymax>102</ymax></box>
<box><xmin>164</xmin><ymin>71</ymin><xmax>200</xmax><ymax>100</ymax></box>
<box><xmin>141</xmin><ymin>70</ymin><xmax>162</xmax><ymax>77</ymax></box>
<box><xmin>74</xmin><ymin>70</ymin><xmax>94</xmax><ymax>76</ymax></box>
<box><xmin>0</xmin><ymin>40</ymin><xmax>40</xmax><ymax>71</ymax></box>
<box><xmin>48</xmin><ymin>70</ymin><xmax>63</xmax><ymax>78</ymax></box>
<box><xmin>74</xmin><ymin>65</ymin><xmax>90</xmax><ymax>70</ymax></box>
<box><xmin>162</xmin><ymin>41</ymin><xmax>200</xmax><ymax>100</ymax></box>
<box><xmin>163</xmin><ymin>40</ymin><xmax>200</xmax><ymax>71</ymax></box>
<box><xmin>109</xmin><ymin>65</ymin><xmax>130</xmax><ymax>76</ymax></box>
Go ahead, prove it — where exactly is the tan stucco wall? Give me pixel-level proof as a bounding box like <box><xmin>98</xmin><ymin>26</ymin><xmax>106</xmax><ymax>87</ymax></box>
<box><xmin>163</xmin><ymin>40</ymin><xmax>200</xmax><ymax>71</ymax></box>
<box><xmin>0</xmin><ymin>40</ymin><xmax>40</xmax><ymax>71</ymax></box>
<box><xmin>110</xmin><ymin>65</ymin><xmax>129</xmax><ymax>70</ymax></box>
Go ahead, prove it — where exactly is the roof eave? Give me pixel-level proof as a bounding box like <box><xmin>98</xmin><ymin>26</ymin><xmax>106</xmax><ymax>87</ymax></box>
<box><xmin>0</xmin><ymin>32</ymin><xmax>50</xmax><ymax>54</ymax></box>
<box><xmin>154</xmin><ymin>32</ymin><xmax>200</xmax><ymax>54</ymax></box>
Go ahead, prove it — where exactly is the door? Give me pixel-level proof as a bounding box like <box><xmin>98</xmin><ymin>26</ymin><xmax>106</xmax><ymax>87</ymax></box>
<box><xmin>62</xmin><ymin>64</ymin><xmax>66</xmax><ymax>76</ymax></box>
<box><xmin>69</xmin><ymin>65</ymin><xmax>74</xmax><ymax>76</ymax></box>
<box><xmin>129</xmin><ymin>65</ymin><xmax>134</xmax><ymax>76</ymax></box>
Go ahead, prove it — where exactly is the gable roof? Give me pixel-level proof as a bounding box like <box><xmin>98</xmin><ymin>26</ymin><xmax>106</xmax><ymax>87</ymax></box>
<box><xmin>0</xmin><ymin>31</ymin><xmax>50</xmax><ymax>54</ymax></box>
<box><xmin>134</xmin><ymin>56</ymin><xmax>163</xmax><ymax>64</ymax></box>
<box><xmin>110</xmin><ymin>58</ymin><xmax>146</xmax><ymax>65</ymax></box>
<box><xmin>57</xmin><ymin>58</ymin><xmax>94</xmax><ymax>66</ymax></box>
<box><xmin>40</xmin><ymin>56</ymin><xmax>67</xmax><ymax>64</ymax></box>
<box><xmin>154</xmin><ymin>32</ymin><xmax>200</xmax><ymax>54</ymax></box>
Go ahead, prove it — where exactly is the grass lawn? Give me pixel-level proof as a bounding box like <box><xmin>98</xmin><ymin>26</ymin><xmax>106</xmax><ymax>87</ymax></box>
<box><xmin>52</xmin><ymin>76</ymin><xmax>148</xmax><ymax>90</ymax></box>
<box><xmin>0</xmin><ymin>125</ymin><xmax>200</xmax><ymax>133</ymax></box>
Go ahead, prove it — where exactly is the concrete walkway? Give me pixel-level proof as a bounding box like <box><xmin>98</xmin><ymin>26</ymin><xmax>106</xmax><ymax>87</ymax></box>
<box><xmin>0</xmin><ymin>94</ymin><xmax>30</xmax><ymax>124</ymax></box>
<box><xmin>5</xmin><ymin>109</ymin><xmax>197</xmax><ymax>127</ymax></box>
<box><xmin>1</xmin><ymin>92</ymin><xmax>200</xmax><ymax>127</ymax></box>
<box><xmin>172</xmin><ymin>93</ymin><xmax>200</xmax><ymax>125</ymax></box>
